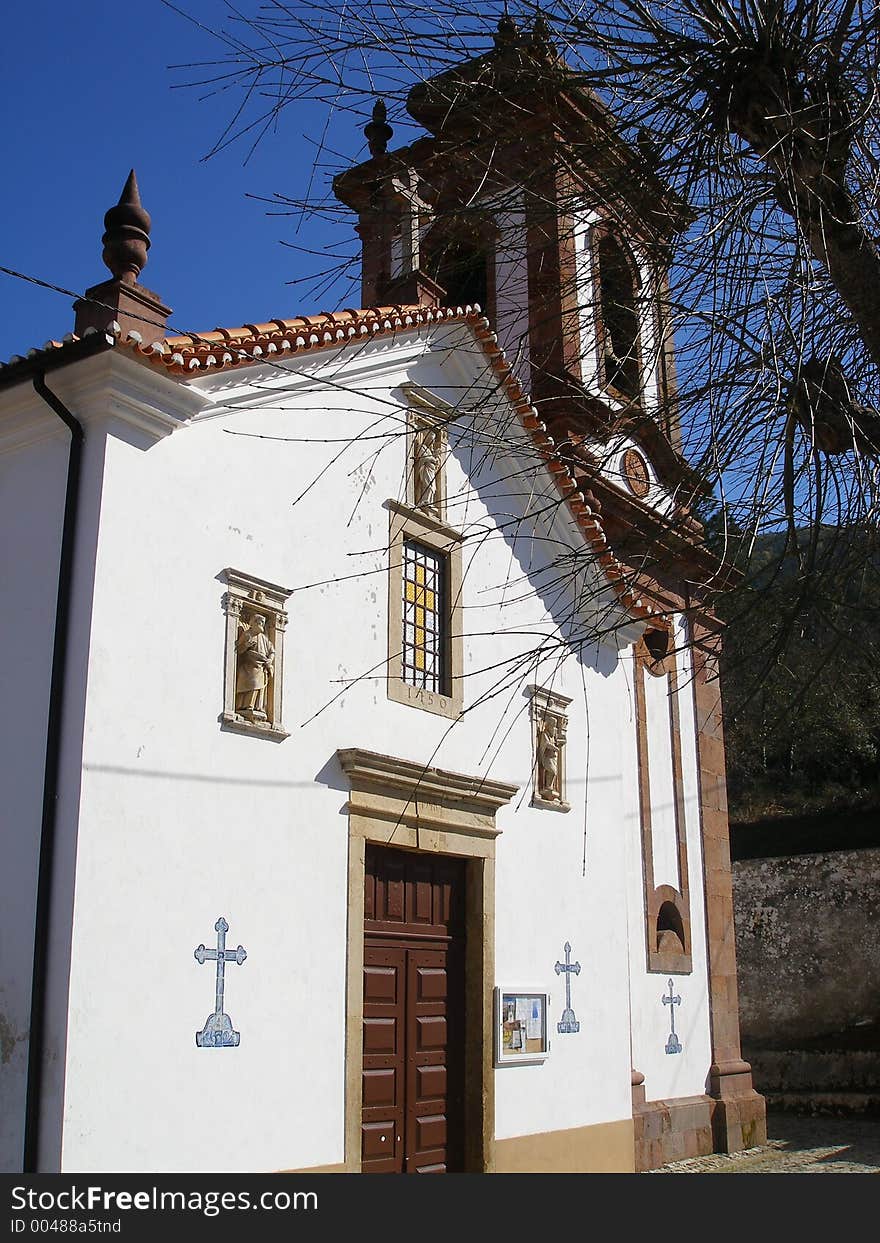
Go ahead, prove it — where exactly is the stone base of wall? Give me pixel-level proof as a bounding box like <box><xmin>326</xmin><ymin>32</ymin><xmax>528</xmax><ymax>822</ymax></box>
<box><xmin>632</xmin><ymin>1093</ymin><xmax>715</xmax><ymax>1172</ymax></box>
<box><xmin>632</xmin><ymin>1081</ymin><xmax>768</xmax><ymax>1171</ymax></box>
<box><xmin>709</xmin><ymin>1088</ymin><xmax>768</xmax><ymax>1153</ymax></box>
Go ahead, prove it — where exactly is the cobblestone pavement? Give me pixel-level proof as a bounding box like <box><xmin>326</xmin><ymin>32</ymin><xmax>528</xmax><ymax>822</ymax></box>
<box><xmin>649</xmin><ymin>1112</ymin><xmax>880</xmax><ymax>1173</ymax></box>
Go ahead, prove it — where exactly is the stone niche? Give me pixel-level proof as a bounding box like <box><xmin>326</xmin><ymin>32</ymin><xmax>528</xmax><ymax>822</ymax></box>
<box><xmin>527</xmin><ymin>685</ymin><xmax>572</xmax><ymax>812</ymax></box>
<box><xmin>220</xmin><ymin>568</ymin><xmax>292</xmax><ymax>740</ymax></box>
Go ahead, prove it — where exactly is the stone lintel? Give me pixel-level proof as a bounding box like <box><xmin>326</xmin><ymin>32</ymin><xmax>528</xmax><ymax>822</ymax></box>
<box><xmin>338</xmin><ymin>746</ymin><xmax>518</xmax><ymax>838</ymax></box>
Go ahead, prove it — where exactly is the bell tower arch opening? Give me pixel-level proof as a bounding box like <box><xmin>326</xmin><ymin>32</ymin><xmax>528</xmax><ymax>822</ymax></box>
<box><xmin>594</xmin><ymin>228</ymin><xmax>642</xmax><ymax>401</ymax></box>
<box><xmin>423</xmin><ymin>213</ymin><xmax>497</xmax><ymax>321</ymax></box>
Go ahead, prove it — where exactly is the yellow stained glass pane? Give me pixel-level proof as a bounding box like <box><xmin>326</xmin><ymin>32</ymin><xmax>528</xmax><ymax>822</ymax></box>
<box><xmin>405</xmin><ymin>581</ymin><xmax>435</xmax><ymax>612</ymax></box>
<box><xmin>402</xmin><ymin>538</ymin><xmax>445</xmax><ymax>693</ymax></box>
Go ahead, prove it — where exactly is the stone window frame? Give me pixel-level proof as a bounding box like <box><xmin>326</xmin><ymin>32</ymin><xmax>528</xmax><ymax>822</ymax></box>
<box><xmin>386</xmin><ymin>498</ymin><xmax>464</xmax><ymax>720</ymax></box>
<box><xmin>220</xmin><ymin>567</ymin><xmax>292</xmax><ymax>741</ymax></box>
<box><xmin>633</xmin><ymin>625</ymin><xmax>693</xmax><ymax>973</ymax></box>
<box><xmin>589</xmin><ymin>223</ymin><xmax>644</xmax><ymax>404</ymax></box>
<box><xmin>526</xmin><ymin>685</ymin><xmax>573</xmax><ymax>813</ymax></box>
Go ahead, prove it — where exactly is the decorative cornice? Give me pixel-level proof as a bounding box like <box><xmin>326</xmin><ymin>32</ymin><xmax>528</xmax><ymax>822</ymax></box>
<box><xmin>526</xmin><ymin>684</ymin><xmax>573</xmax><ymax>713</ymax></box>
<box><xmin>386</xmin><ymin>498</ymin><xmax>464</xmax><ymax>543</ymax></box>
<box><xmin>400</xmin><ymin>380</ymin><xmax>463</xmax><ymax>421</ymax></box>
<box><xmin>48</xmin><ymin>351</ymin><xmax>206</xmax><ymax>443</ymax></box>
<box><xmin>0</xmin><ymin>348</ymin><xmax>206</xmax><ymax>454</ymax></box>
<box><xmin>337</xmin><ymin>746</ymin><xmax>518</xmax><ymax>837</ymax></box>
<box><xmin>221</xmin><ymin>567</ymin><xmax>293</xmax><ymax>608</ymax></box>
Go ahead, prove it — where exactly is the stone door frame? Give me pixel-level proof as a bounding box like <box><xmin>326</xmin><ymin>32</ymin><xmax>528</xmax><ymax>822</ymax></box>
<box><xmin>337</xmin><ymin>747</ymin><xmax>518</xmax><ymax>1173</ymax></box>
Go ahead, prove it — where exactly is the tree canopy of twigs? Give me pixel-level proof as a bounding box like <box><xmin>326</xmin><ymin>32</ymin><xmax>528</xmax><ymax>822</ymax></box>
<box><xmin>171</xmin><ymin>1</ymin><xmax>880</xmax><ymax>785</ymax></box>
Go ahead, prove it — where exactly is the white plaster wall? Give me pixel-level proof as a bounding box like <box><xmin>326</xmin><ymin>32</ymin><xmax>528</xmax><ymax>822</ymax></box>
<box><xmin>573</xmin><ymin>207</ymin><xmax>602</xmax><ymax>393</ymax></box>
<box><xmin>59</xmin><ymin>395</ymin><xmax>361</xmax><ymax>1173</ymax></box>
<box><xmin>632</xmin><ymin>243</ymin><xmax>661</xmax><ymax>420</ymax></box>
<box><xmin>0</xmin><ymin>422</ymin><xmax>68</xmax><ymax>1171</ymax></box>
<box><xmin>491</xmin><ymin>197</ymin><xmax>531</xmax><ymax>380</ymax></box>
<box><xmin>627</xmin><ymin>619</ymin><xmax>712</xmax><ymax>1103</ymax></box>
<box><xmin>492</xmin><ymin>647</ymin><xmax>635</xmax><ymax>1139</ymax></box>
<box><xmin>43</xmin><ymin>331</ymin><xmax>657</xmax><ymax>1168</ymax></box>
<box><xmin>39</xmin><ymin>423</ymin><xmax>117</xmax><ymax>1175</ymax></box>
<box><xmin>644</xmin><ymin>670</ymin><xmax>679</xmax><ymax>892</ymax></box>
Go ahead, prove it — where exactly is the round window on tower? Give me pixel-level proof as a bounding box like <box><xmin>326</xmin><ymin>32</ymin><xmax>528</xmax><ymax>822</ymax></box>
<box><xmin>621</xmin><ymin>448</ymin><xmax>651</xmax><ymax>498</ymax></box>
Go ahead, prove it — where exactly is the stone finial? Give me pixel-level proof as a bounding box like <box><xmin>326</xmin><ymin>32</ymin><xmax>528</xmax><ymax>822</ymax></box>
<box><xmin>101</xmin><ymin>169</ymin><xmax>151</xmax><ymax>282</ymax></box>
<box><xmin>529</xmin><ymin>7</ymin><xmax>556</xmax><ymax>56</ymax></box>
<box><xmin>364</xmin><ymin>99</ymin><xmax>393</xmax><ymax>157</ymax></box>
<box><xmin>494</xmin><ymin>12</ymin><xmax>520</xmax><ymax>48</ymax></box>
<box><xmin>74</xmin><ymin>168</ymin><xmax>171</xmax><ymax>341</ymax></box>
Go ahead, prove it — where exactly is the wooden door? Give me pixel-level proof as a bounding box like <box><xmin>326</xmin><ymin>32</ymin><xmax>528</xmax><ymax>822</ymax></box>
<box><xmin>361</xmin><ymin>846</ymin><xmax>466</xmax><ymax>1174</ymax></box>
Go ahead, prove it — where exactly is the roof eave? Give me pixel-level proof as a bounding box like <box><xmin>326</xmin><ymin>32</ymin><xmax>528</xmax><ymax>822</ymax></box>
<box><xmin>0</xmin><ymin>330</ymin><xmax>116</xmax><ymax>393</ymax></box>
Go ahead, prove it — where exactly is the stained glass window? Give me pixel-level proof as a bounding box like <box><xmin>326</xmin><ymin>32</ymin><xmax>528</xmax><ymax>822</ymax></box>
<box><xmin>402</xmin><ymin>539</ymin><xmax>446</xmax><ymax>693</ymax></box>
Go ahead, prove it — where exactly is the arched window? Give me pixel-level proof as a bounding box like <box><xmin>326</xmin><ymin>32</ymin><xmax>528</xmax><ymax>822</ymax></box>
<box><xmin>425</xmin><ymin>215</ymin><xmax>495</xmax><ymax>318</ymax></box>
<box><xmin>594</xmin><ymin>231</ymin><xmax>641</xmax><ymax>399</ymax></box>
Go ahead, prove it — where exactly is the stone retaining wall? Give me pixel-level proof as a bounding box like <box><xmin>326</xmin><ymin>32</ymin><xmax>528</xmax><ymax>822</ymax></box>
<box><xmin>733</xmin><ymin>846</ymin><xmax>880</xmax><ymax>1045</ymax></box>
<box><xmin>733</xmin><ymin>845</ymin><xmax>880</xmax><ymax>1111</ymax></box>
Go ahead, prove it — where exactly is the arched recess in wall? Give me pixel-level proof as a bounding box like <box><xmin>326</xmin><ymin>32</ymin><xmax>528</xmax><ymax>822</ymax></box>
<box><xmin>634</xmin><ymin>625</ymin><xmax>693</xmax><ymax>974</ymax></box>
<box><xmin>424</xmin><ymin>211</ymin><xmax>498</xmax><ymax>321</ymax></box>
<box><xmin>592</xmin><ymin>226</ymin><xmax>642</xmax><ymax>401</ymax></box>
<box><xmin>641</xmin><ymin>624</ymin><xmax>670</xmax><ymax>670</ymax></box>
<box><xmin>656</xmin><ymin>894</ymin><xmax>687</xmax><ymax>957</ymax></box>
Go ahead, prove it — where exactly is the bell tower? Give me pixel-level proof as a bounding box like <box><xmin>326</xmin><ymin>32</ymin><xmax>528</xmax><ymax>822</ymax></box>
<box><xmin>333</xmin><ymin>15</ymin><xmax>689</xmax><ymax>452</ymax></box>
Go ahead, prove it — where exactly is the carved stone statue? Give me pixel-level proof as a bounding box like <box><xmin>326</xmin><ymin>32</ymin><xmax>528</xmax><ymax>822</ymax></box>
<box><xmin>235</xmin><ymin>612</ymin><xmax>275</xmax><ymax>721</ymax></box>
<box><xmin>536</xmin><ymin>716</ymin><xmax>561</xmax><ymax>801</ymax></box>
<box><xmin>414</xmin><ymin>426</ymin><xmax>441</xmax><ymax>513</ymax></box>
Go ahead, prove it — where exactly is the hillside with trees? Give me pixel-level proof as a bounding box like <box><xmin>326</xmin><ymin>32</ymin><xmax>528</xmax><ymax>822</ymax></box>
<box><xmin>717</xmin><ymin>525</ymin><xmax>880</xmax><ymax>837</ymax></box>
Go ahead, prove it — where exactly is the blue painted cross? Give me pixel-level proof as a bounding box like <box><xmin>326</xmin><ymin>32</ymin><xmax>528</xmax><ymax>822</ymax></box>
<box><xmin>194</xmin><ymin>916</ymin><xmax>247</xmax><ymax>1048</ymax></box>
<box><xmin>663</xmin><ymin>978</ymin><xmax>682</xmax><ymax>1054</ymax></box>
<box><xmin>555</xmin><ymin>941</ymin><xmax>581</xmax><ymax>1034</ymax></box>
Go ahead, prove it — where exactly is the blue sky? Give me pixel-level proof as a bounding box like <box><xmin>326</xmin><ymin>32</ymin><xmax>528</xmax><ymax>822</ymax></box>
<box><xmin>0</xmin><ymin>2</ymin><xmax>375</xmax><ymax>358</ymax></box>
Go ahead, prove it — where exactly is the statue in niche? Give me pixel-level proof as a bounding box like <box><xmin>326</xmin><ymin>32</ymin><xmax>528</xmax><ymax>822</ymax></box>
<box><xmin>414</xmin><ymin>425</ymin><xmax>442</xmax><ymax>514</ymax></box>
<box><xmin>235</xmin><ymin>611</ymin><xmax>275</xmax><ymax>722</ymax></box>
<box><xmin>536</xmin><ymin>716</ymin><xmax>561</xmax><ymax>801</ymax></box>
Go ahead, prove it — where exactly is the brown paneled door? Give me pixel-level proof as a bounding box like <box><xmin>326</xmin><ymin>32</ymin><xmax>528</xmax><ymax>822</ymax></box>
<box><xmin>361</xmin><ymin>845</ymin><xmax>466</xmax><ymax>1173</ymax></box>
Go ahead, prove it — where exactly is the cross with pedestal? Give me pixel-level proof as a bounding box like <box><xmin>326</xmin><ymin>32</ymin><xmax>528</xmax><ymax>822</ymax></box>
<box><xmin>555</xmin><ymin>941</ymin><xmax>581</xmax><ymax>1034</ymax></box>
<box><xmin>663</xmin><ymin>978</ymin><xmax>682</xmax><ymax>1054</ymax></box>
<box><xmin>194</xmin><ymin>916</ymin><xmax>247</xmax><ymax>1048</ymax></box>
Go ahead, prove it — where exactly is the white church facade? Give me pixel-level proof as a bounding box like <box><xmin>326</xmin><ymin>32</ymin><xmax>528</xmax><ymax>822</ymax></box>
<box><xmin>0</xmin><ymin>19</ymin><xmax>765</xmax><ymax>1173</ymax></box>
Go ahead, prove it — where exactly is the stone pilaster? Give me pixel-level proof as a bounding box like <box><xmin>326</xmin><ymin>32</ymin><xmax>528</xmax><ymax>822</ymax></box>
<box><xmin>691</xmin><ymin>620</ymin><xmax>767</xmax><ymax>1152</ymax></box>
